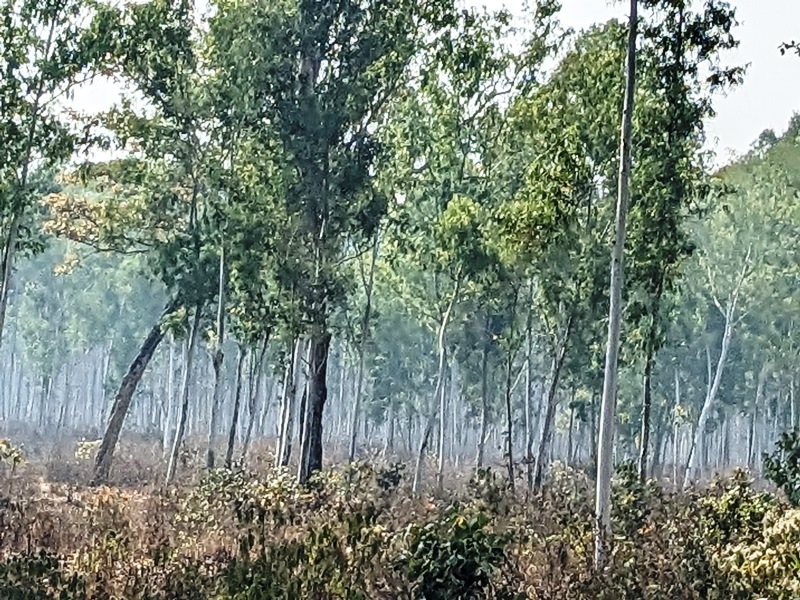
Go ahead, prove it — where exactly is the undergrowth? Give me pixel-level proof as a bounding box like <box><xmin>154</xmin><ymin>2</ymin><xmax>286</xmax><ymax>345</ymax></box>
<box><xmin>0</xmin><ymin>444</ymin><xmax>797</xmax><ymax>599</ymax></box>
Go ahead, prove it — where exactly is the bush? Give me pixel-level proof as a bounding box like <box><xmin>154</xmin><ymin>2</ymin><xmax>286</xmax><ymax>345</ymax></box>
<box><xmin>763</xmin><ymin>428</ymin><xmax>800</xmax><ymax>506</ymax></box>
<box><xmin>718</xmin><ymin>508</ymin><xmax>800</xmax><ymax>599</ymax></box>
<box><xmin>401</xmin><ymin>504</ymin><xmax>514</xmax><ymax>600</ymax></box>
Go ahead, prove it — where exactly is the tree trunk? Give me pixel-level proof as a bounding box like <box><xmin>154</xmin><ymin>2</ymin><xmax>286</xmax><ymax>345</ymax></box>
<box><xmin>276</xmin><ymin>338</ymin><xmax>303</xmax><ymax>468</ymax></box>
<box><xmin>165</xmin><ymin>302</ymin><xmax>204</xmax><ymax>485</ymax></box>
<box><xmin>225</xmin><ymin>345</ymin><xmax>247</xmax><ymax>468</ymax></box>
<box><xmin>384</xmin><ymin>399</ymin><xmax>395</xmax><ymax>456</ymax></box>
<box><xmin>525</xmin><ymin>282</ymin><xmax>535</xmax><ymax>491</ymax></box>
<box><xmin>684</xmin><ymin>310</ymin><xmax>735</xmax><ymax>488</ymax></box>
<box><xmin>298</xmin><ymin>331</ymin><xmax>332</xmax><ymax>484</ymax></box>
<box><xmin>241</xmin><ymin>335</ymin><xmax>268</xmax><ymax>460</ymax></box>
<box><xmin>91</xmin><ymin>299</ymin><xmax>178</xmax><ymax>485</ymax></box>
<box><xmin>476</xmin><ymin>331</ymin><xmax>490</xmax><ymax>469</ymax></box>
<box><xmin>534</xmin><ymin>316</ymin><xmax>572</xmax><ymax>492</ymax></box>
<box><xmin>637</xmin><ymin>314</ymin><xmax>657</xmax><ymax>482</ymax></box>
<box><xmin>748</xmin><ymin>362</ymin><xmax>769</xmax><ymax>469</ymax></box>
<box><xmin>348</xmin><ymin>234</ymin><xmax>379</xmax><ymax>462</ymax></box>
<box><xmin>595</xmin><ymin>0</ymin><xmax>638</xmax><ymax>567</ymax></box>
<box><xmin>504</xmin><ymin>342</ymin><xmax>516</xmax><ymax>488</ymax></box>
<box><xmin>206</xmin><ymin>248</ymin><xmax>226</xmax><ymax>469</ymax></box>
<box><xmin>0</xmin><ymin>216</ymin><xmax>20</xmax><ymax>351</ymax></box>
<box><xmin>435</xmin><ymin>363</ymin><xmax>450</xmax><ymax>489</ymax></box>
<box><xmin>413</xmin><ymin>275</ymin><xmax>461</xmax><ymax>495</ymax></box>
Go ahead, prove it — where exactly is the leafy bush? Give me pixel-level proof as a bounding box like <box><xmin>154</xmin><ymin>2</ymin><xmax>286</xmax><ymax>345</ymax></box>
<box><xmin>0</xmin><ymin>551</ymin><xmax>84</xmax><ymax>600</ymax></box>
<box><xmin>401</xmin><ymin>504</ymin><xmax>512</xmax><ymax>599</ymax></box>
<box><xmin>718</xmin><ymin>508</ymin><xmax>800</xmax><ymax>599</ymax></box>
<box><xmin>763</xmin><ymin>428</ymin><xmax>800</xmax><ymax>506</ymax></box>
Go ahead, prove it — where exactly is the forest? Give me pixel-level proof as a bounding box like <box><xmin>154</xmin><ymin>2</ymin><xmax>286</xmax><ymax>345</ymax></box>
<box><xmin>1</xmin><ymin>0</ymin><xmax>799</xmax><ymax>597</ymax></box>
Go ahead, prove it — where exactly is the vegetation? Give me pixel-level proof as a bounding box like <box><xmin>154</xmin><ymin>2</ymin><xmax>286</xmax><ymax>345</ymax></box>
<box><xmin>1</xmin><ymin>0</ymin><xmax>799</xmax><ymax>595</ymax></box>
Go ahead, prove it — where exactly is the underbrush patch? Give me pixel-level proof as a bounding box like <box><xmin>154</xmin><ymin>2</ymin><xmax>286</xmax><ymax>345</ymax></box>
<box><xmin>0</xmin><ymin>459</ymin><xmax>796</xmax><ymax>599</ymax></box>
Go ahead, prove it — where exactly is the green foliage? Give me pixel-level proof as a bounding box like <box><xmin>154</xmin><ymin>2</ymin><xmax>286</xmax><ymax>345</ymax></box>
<box><xmin>401</xmin><ymin>504</ymin><xmax>510</xmax><ymax>600</ymax></box>
<box><xmin>0</xmin><ymin>551</ymin><xmax>84</xmax><ymax>600</ymax></box>
<box><xmin>764</xmin><ymin>429</ymin><xmax>800</xmax><ymax>506</ymax></box>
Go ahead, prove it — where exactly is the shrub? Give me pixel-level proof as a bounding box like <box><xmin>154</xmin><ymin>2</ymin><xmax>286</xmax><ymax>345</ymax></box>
<box><xmin>0</xmin><ymin>551</ymin><xmax>84</xmax><ymax>600</ymax></box>
<box><xmin>718</xmin><ymin>508</ymin><xmax>800</xmax><ymax>599</ymax></box>
<box><xmin>763</xmin><ymin>428</ymin><xmax>800</xmax><ymax>506</ymax></box>
<box><xmin>401</xmin><ymin>504</ymin><xmax>513</xmax><ymax>600</ymax></box>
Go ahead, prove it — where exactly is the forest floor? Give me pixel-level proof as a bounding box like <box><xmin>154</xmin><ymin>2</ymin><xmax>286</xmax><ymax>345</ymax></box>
<box><xmin>0</xmin><ymin>433</ymin><xmax>798</xmax><ymax>599</ymax></box>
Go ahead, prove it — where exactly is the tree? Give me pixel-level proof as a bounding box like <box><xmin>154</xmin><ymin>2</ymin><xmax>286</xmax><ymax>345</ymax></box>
<box><xmin>595</xmin><ymin>0</ymin><xmax>638</xmax><ymax>566</ymax></box>
<box><xmin>0</xmin><ymin>0</ymin><xmax>101</xmax><ymax>349</ymax></box>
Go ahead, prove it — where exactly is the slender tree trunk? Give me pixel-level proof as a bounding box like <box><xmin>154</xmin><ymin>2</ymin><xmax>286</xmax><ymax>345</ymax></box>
<box><xmin>436</xmin><ymin>363</ymin><xmax>450</xmax><ymax>489</ymax></box>
<box><xmin>91</xmin><ymin>299</ymin><xmax>178</xmax><ymax>485</ymax></box>
<box><xmin>384</xmin><ymin>400</ymin><xmax>395</xmax><ymax>456</ymax></box>
<box><xmin>477</xmin><ymin>332</ymin><xmax>490</xmax><ymax>469</ymax></box>
<box><xmin>684</xmin><ymin>314</ymin><xmax>735</xmax><ymax>487</ymax></box>
<box><xmin>277</xmin><ymin>338</ymin><xmax>303</xmax><ymax>468</ymax></box>
<box><xmin>637</xmin><ymin>313</ymin><xmax>658</xmax><ymax>482</ymax></box>
<box><xmin>534</xmin><ymin>316</ymin><xmax>572</xmax><ymax>492</ymax></box>
<box><xmin>504</xmin><ymin>342</ymin><xmax>516</xmax><ymax>488</ymax></box>
<box><xmin>241</xmin><ymin>335</ymin><xmax>268</xmax><ymax>460</ymax></box>
<box><xmin>567</xmin><ymin>401</ymin><xmax>575</xmax><ymax>466</ymax></box>
<box><xmin>162</xmin><ymin>336</ymin><xmax>177</xmax><ymax>456</ymax></box>
<box><xmin>748</xmin><ymin>362</ymin><xmax>769</xmax><ymax>469</ymax></box>
<box><xmin>348</xmin><ymin>234</ymin><xmax>379</xmax><ymax>462</ymax></box>
<box><xmin>525</xmin><ymin>283</ymin><xmax>535</xmax><ymax>490</ymax></box>
<box><xmin>206</xmin><ymin>249</ymin><xmax>226</xmax><ymax>469</ymax></box>
<box><xmin>166</xmin><ymin>302</ymin><xmax>204</xmax><ymax>485</ymax></box>
<box><xmin>225</xmin><ymin>346</ymin><xmax>247</xmax><ymax>468</ymax></box>
<box><xmin>413</xmin><ymin>275</ymin><xmax>461</xmax><ymax>495</ymax></box>
<box><xmin>595</xmin><ymin>0</ymin><xmax>638</xmax><ymax>566</ymax></box>
<box><xmin>0</xmin><ymin>216</ymin><xmax>20</xmax><ymax>351</ymax></box>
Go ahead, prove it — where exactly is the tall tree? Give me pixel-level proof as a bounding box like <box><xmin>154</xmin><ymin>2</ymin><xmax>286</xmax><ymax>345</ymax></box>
<box><xmin>595</xmin><ymin>0</ymin><xmax>638</xmax><ymax>567</ymax></box>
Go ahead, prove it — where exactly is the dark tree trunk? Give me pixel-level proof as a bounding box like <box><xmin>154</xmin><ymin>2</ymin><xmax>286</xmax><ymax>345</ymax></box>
<box><xmin>92</xmin><ymin>299</ymin><xmax>178</xmax><ymax>485</ymax></box>
<box><xmin>225</xmin><ymin>346</ymin><xmax>247</xmax><ymax>468</ymax></box>
<box><xmin>298</xmin><ymin>332</ymin><xmax>332</xmax><ymax>484</ymax></box>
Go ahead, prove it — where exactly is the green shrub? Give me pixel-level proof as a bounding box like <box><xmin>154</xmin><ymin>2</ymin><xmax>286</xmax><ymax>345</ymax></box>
<box><xmin>763</xmin><ymin>429</ymin><xmax>800</xmax><ymax>506</ymax></box>
<box><xmin>0</xmin><ymin>551</ymin><xmax>84</xmax><ymax>600</ymax></box>
<box><xmin>401</xmin><ymin>504</ymin><xmax>512</xmax><ymax>600</ymax></box>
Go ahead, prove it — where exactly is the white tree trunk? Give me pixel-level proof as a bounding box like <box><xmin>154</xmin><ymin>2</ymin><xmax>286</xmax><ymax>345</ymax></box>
<box><xmin>595</xmin><ymin>0</ymin><xmax>638</xmax><ymax>566</ymax></box>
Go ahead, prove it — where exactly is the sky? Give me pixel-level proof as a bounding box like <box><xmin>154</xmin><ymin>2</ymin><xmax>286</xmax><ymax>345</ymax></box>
<box><xmin>72</xmin><ymin>0</ymin><xmax>800</xmax><ymax>164</ymax></box>
<box><xmin>467</xmin><ymin>0</ymin><xmax>800</xmax><ymax>163</ymax></box>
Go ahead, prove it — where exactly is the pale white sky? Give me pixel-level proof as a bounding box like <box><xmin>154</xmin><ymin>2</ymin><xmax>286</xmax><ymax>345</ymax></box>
<box><xmin>469</xmin><ymin>0</ymin><xmax>800</xmax><ymax>162</ymax></box>
<box><xmin>73</xmin><ymin>0</ymin><xmax>799</xmax><ymax>163</ymax></box>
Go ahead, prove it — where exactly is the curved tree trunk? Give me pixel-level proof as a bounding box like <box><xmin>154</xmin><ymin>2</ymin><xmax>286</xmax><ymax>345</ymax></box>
<box><xmin>91</xmin><ymin>299</ymin><xmax>178</xmax><ymax>485</ymax></box>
